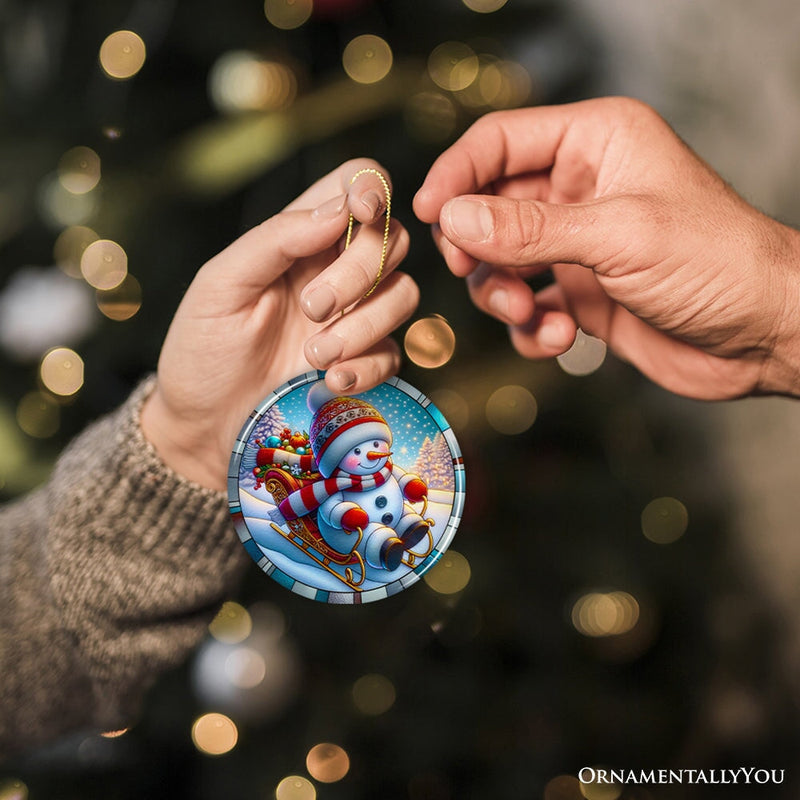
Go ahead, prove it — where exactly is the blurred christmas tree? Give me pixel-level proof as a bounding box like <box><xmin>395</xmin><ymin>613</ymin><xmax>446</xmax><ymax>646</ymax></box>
<box><xmin>2</xmin><ymin>1</ymin><xmax>798</xmax><ymax>799</ymax></box>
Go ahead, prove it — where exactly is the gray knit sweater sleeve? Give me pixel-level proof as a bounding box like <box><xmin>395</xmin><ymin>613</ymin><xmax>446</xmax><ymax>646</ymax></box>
<box><xmin>0</xmin><ymin>378</ymin><xmax>249</xmax><ymax>759</ymax></box>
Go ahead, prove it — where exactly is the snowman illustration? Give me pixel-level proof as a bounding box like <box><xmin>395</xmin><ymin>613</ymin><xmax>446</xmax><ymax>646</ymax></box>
<box><xmin>277</xmin><ymin>383</ymin><xmax>432</xmax><ymax>571</ymax></box>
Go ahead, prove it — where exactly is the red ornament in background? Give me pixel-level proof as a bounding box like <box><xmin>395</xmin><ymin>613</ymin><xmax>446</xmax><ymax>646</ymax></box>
<box><xmin>312</xmin><ymin>0</ymin><xmax>373</xmax><ymax>18</ymax></box>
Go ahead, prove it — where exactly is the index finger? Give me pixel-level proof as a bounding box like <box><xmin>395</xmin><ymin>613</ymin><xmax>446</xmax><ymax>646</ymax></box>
<box><xmin>413</xmin><ymin>103</ymin><xmax>583</xmax><ymax>223</ymax></box>
<box><xmin>285</xmin><ymin>158</ymin><xmax>393</xmax><ymax>224</ymax></box>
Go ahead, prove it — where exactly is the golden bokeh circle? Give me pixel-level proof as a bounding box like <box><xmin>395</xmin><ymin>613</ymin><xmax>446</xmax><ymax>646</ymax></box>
<box><xmin>275</xmin><ymin>776</ymin><xmax>316</xmax><ymax>800</ymax></box>
<box><xmin>641</xmin><ymin>497</ymin><xmax>688</xmax><ymax>544</ymax></box>
<box><xmin>0</xmin><ymin>779</ymin><xmax>29</xmax><ymax>800</ymax></box>
<box><xmin>208</xmin><ymin>601</ymin><xmax>252</xmax><ymax>644</ymax></box>
<box><xmin>485</xmin><ymin>385</ymin><xmax>537</xmax><ymax>435</ymax></box>
<box><xmin>54</xmin><ymin>226</ymin><xmax>100</xmax><ymax>279</ymax></box>
<box><xmin>80</xmin><ymin>239</ymin><xmax>128</xmax><ymax>290</ymax></box>
<box><xmin>463</xmin><ymin>0</ymin><xmax>508</xmax><ymax>11</ymax></box>
<box><xmin>264</xmin><ymin>0</ymin><xmax>313</xmax><ymax>30</ymax></box>
<box><xmin>191</xmin><ymin>713</ymin><xmax>238</xmax><ymax>756</ymax></box>
<box><xmin>404</xmin><ymin>316</ymin><xmax>456</xmax><ymax>368</ymax></box>
<box><xmin>423</xmin><ymin>550</ymin><xmax>471</xmax><ymax>595</ymax></box>
<box><xmin>571</xmin><ymin>591</ymin><xmax>640</xmax><ymax>638</ymax></box>
<box><xmin>428</xmin><ymin>42</ymin><xmax>479</xmax><ymax>91</ymax></box>
<box><xmin>342</xmin><ymin>34</ymin><xmax>393</xmax><ymax>84</ymax></box>
<box><xmin>352</xmin><ymin>673</ymin><xmax>396</xmax><ymax>715</ymax></box>
<box><xmin>58</xmin><ymin>146</ymin><xmax>101</xmax><ymax>195</ymax></box>
<box><xmin>16</xmin><ymin>392</ymin><xmax>60</xmax><ymax>439</ymax></box>
<box><xmin>224</xmin><ymin>647</ymin><xmax>267</xmax><ymax>689</ymax></box>
<box><xmin>209</xmin><ymin>52</ymin><xmax>297</xmax><ymax>113</ymax></box>
<box><xmin>543</xmin><ymin>775</ymin><xmax>583</xmax><ymax>800</ymax></box>
<box><xmin>40</xmin><ymin>347</ymin><xmax>84</xmax><ymax>397</ymax></box>
<box><xmin>96</xmin><ymin>274</ymin><xmax>142</xmax><ymax>321</ymax></box>
<box><xmin>580</xmin><ymin>772</ymin><xmax>622</xmax><ymax>800</ymax></box>
<box><xmin>305</xmin><ymin>742</ymin><xmax>351</xmax><ymax>783</ymax></box>
<box><xmin>99</xmin><ymin>30</ymin><xmax>146</xmax><ymax>80</ymax></box>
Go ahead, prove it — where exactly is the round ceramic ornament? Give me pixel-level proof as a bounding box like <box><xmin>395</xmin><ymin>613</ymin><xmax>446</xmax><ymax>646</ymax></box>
<box><xmin>228</xmin><ymin>371</ymin><xmax>465</xmax><ymax>604</ymax></box>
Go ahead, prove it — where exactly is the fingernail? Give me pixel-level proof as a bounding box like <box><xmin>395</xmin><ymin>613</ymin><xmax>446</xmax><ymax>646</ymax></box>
<box><xmin>301</xmin><ymin>284</ymin><xmax>337</xmax><ymax>321</ymax></box>
<box><xmin>539</xmin><ymin>320</ymin><xmax>570</xmax><ymax>349</ymax></box>
<box><xmin>488</xmin><ymin>288</ymin><xmax>510</xmax><ymax>321</ymax></box>
<box><xmin>312</xmin><ymin>194</ymin><xmax>346</xmax><ymax>220</ymax></box>
<box><xmin>331</xmin><ymin>368</ymin><xmax>357</xmax><ymax>392</ymax></box>
<box><xmin>446</xmin><ymin>199</ymin><xmax>493</xmax><ymax>242</ymax></box>
<box><xmin>308</xmin><ymin>334</ymin><xmax>345</xmax><ymax>369</ymax></box>
<box><xmin>361</xmin><ymin>190</ymin><xmax>382</xmax><ymax>218</ymax></box>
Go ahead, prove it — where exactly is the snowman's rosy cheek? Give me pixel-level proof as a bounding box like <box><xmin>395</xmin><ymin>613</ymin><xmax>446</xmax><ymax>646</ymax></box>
<box><xmin>342</xmin><ymin>454</ymin><xmax>361</xmax><ymax>470</ymax></box>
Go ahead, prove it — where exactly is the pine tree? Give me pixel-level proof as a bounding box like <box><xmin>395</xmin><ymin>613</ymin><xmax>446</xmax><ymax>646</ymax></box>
<box><xmin>251</xmin><ymin>404</ymin><xmax>289</xmax><ymax>444</ymax></box>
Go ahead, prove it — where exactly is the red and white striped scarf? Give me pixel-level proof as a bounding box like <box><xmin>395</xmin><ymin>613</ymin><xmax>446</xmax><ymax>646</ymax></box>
<box><xmin>279</xmin><ymin>463</ymin><xmax>393</xmax><ymax>521</ymax></box>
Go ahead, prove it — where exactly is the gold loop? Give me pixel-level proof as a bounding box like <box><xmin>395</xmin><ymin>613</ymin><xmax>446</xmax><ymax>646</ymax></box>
<box><xmin>344</xmin><ymin>168</ymin><xmax>392</xmax><ymax>299</ymax></box>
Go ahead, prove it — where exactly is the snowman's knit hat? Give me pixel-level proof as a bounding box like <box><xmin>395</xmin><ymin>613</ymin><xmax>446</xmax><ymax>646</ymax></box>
<box><xmin>309</xmin><ymin>395</ymin><xmax>392</xmax><ymax>478</ymax></box>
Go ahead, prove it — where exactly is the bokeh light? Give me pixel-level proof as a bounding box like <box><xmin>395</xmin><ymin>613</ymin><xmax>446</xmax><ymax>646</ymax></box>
<box><xmin>485</xmin><ymin>384</ymin><xmax>537</xmax><ymax>434</ymax></box>
<box><xmin>429</xmin><ymin>388</ymin><xmax>469</xmax><ymax>431</ymax></box>
<box><xmin>209</xmin><ymin>52</ymin><xmax>297</xmax><ymax>114</ymax></box>
<box><xmin>264</xmin><ymin>0</ymin><xmax>313</xmax><ymax>30</ymax></box>
<box><xmin>404</xmin><ymin>91</ymin><xmax>458</xmax><ymax>142</ymax></box>
<box><xmin>404</xmin><ymin>315</ymin><xmax>456</xmax><ymax>368</ymax></box>
<box><xmin>38</xmin><ymin>174</ymin><xmax>97</xmax><ymax>228</ymax></box>
<box><xmin>99</xmin><ymin>728</ymin><xmax>129</xmax><ymax>738</ymax></box>
<box><xmin>428</xmin><ymin>42</ymin><xmax>479</xmax><ymax>91</ymax></box>
<box><xmin>40</xmin><ymin>347</ymin><xmax>84</xmax><ymax>396</ymax></box>
<box><xmin>305</xmin><ymin>742</ymin><xmax>350</xmax><ymax>783</ymax></box>
<box><xmin>423</xmin><ymin>550</ymin><xmax>471</xmax><ymax>594</ymax></box>
<box><xmin>96</xmin><ymin>274</ymin><xmax>142</xmax><ymax>321</ymax></box>
<box><xmin>209</xmin><ymin>601</ymin><xmax>253</xmax><ymax>644</ymax></box>
<box><xmin>275</xmin><ymin>776</ymin><xmax>316</xmax><ymax>800</ymax></box>
<box><xmin>571</xmin><ymin>591</ymin><xmax>640</xmax><ymax>638</ymax></box>
<box><xmin>191</xmin><ymin>712</ymin><xmax>238</xmax><ymax>756</ymax></box>
<box><xmin>0</xmin><ymin>267</ymin><xmax>96</xmax><ymax>360</ymax></box>
<box><xmin>16</xmin><ymin>391</ymin><xmax>60</xmax><ymax>438</ymax></box>
<box><xmin>352</xmin><ymin>673</ymin><xmax>396</xmax><ymax>715</ymax></box>
<box><xmin>80</xmin><ymin>239</ymin><xmax>128</xmax><ymax>290</ymax></box>
<box><xmin>342</xmin><ymin>34</ymin><xmax>393</xmax><ymax>84</ymax></box>
<box><xmin>224</xmin><ymin>647</ymin><xmax>266</xmax><ymax>689</ymax></box>
<box><xmin>58</xmin><ymin>147</ymin><xmax>101</xmax><ymax>195</ymax></box>
<box><xmin>463</xmin><ymin>0</ymin><xmax>509</xmax><ymax>11</ymax></box>
<box><xmin>464</xmin><ymin>58</ymin><xmax>532</xmax><ymax>109</ymax></box>
<box><xmin>543</xmin><ymin>775</ymin><xmax>583</xmax><ymax>800</ymax></box>
<box><xmin>557</xmin><ymin>329</ymin><xmax>607</xmax><ymax>376</ymax></box>
<box><xmin>99</xmin><ymin>30</ymin><xmax>146</xmax><ymax>80</ymax></box>
<box><xmin>580</xmin><ymin>771</ymin><xmax>622</xmax><ymax>800</ymax></box>
<box><xmin>0</xmin><ymin>779</ymin><xmax>28</xmax><ymax>800</ymax></box>
<box><xmin>54</xmin><ymin>226</ymin><xmax>100</xmax><ymax>279</ymax></box>
<box><xmin>641</xmin><ymin>497</ymin><xmax>688</xmax><ymax>544</ymax></box>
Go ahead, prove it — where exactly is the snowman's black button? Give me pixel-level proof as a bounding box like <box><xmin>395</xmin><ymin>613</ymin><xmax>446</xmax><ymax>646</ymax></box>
<box><xmin>381</xmin><ymin>512</ymin><xmax>394</xmax><ymax>525</ymax></box>
<box><xmin>375</xmin><ymin>495</ymin><xmax>388</xmax><ymax>508</ymax></box>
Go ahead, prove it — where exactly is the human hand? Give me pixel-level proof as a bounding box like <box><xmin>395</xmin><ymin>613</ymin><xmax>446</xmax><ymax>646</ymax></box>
<box><xmin>414</xmin><ymin>97</ymin><xmax>800</xmax><ymax>400</ymax></box>
<box><xmin>141</xmin><ymin>159</ymin><xmax>418</xmax><ymax>490</ymax></box>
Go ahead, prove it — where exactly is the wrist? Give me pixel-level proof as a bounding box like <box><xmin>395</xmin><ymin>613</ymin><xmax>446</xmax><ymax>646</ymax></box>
<box><xmin>140</xmin><ymin>386</ymin><xmax>227</xmax><ymax>491</ymax></box>
<box><xmin>757</xmin><ymin>223</ymin><xmax>800</xmax><ymax>397</ymax></box>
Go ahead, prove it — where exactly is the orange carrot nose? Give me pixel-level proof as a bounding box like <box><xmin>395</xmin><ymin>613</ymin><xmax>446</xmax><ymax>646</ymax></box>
<box><xmin>367</xmin><ymin>450</ymin><xmax>391</xmax><ymax>460</ymax></box>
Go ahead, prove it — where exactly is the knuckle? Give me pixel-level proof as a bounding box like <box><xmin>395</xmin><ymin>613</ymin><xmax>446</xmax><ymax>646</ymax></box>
<box><xmin>500</xmin><ymin>200</ymin><xmax>545</xmax><ymax>263</ymax></box>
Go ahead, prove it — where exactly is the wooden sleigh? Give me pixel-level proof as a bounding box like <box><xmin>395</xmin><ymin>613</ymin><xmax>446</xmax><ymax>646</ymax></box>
<box><xmin>262</xmin><ymin>468</ymin><xmax>437</xmax><ymax>591</ymax></box>
<box><xmin>263</xmin><ymin>468</ymin><xmax>367</xmax><ymax>591</ymax></box>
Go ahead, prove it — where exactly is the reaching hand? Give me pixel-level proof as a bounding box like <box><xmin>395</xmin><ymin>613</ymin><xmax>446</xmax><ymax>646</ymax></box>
<box><xmin>142</xmin><ymin>159</ymin><xmax>418</xmax><ymax>490</ymax></box>
<box><xmin>414</xmin><ymin>97</ymin><xmax>800</xmax><ymax>401</ymax></box>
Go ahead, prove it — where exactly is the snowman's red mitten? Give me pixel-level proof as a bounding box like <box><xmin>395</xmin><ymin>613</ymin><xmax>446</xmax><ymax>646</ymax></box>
<box><xmin>341</xmin><ymin>506</ymin><xmax>369</xmax><ymax>532</ymax></box>
<box><xmin>403</xmin><ymin>478</ymin><xmax>428</xmax><ymax>503</ymax></box>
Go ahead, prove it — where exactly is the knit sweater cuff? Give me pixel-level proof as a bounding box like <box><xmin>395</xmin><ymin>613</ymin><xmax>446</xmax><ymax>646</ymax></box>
<box><xmin>47</xmin><ymin>376</ymin><xmax>248</xmax><ymax>729</ymax></box>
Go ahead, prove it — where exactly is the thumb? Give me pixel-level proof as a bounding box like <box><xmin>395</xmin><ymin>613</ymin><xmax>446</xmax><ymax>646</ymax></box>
<box><xmin>439</xmin><ymin>194</ymin><xmax>650</xmax><ymax>271</ymax></box>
